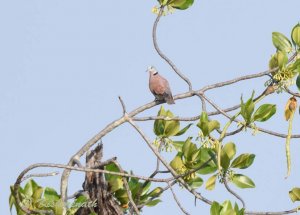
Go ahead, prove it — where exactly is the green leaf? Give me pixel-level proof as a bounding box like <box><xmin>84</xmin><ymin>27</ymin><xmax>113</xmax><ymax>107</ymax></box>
<box><xmin>169</xmin><ymin>0</ymin><xmax>194</xmax><ymax>10</ymax></box>
<box><xmin>210</xmin><ymin>201</ymin><xmax>222</xmax><ymax>215</ymax></box>
<box><xmin>287</xmin><ymin>59</ymin><xmax>300</xmax><ymax>74</ymax></box>
<box><xmin>54</xmin><ymin>199</ymin><xmax>64</xmax><ymax>215</ymax></box>
<box><xmin>32</xmin><ymin>187</ymin><xmax>43</xmax><ymax>202</ymax></box>
<box><xmin>187</xmin><ymin>176</ymin><xmax>203</xmax><ymax>188</ymax></box>
<box><xmin>182</xmin><ymin>138</ymin><xmax>197</xmax><ymax>161</ymax></box>
<box><xmin>24</xmin><ymin>179</ymin><xmax>39</xmax><ymax>197</ymax></box>
<box><xmin>220</xmin><ymin>201</ymin><xmax>235</xmax><ymax>215</ymax></box>
<box><xmin>232</xmin><ymin>174</ymin><xmax>255</xmax><ymax>189</ymax></box>
<box><xmin>220</xmin><ymin>151</ymin><xmax>230</xmax><ymax>170</ymax></box>
<box><xmin>207</xmin><ymin>120</ymin><xmax>221</xmax><ymax>134</ymax></box>
<box><xmin>197</xmin><ymin>112</ymin><xmax>220</xmax><ymax>136</ymax></box>
<box><xmin>196</xmin><ymin>148</ymin><xmax>218</xmax><ymax>174</ymax></box>
<box><xmin>237</xmin><ymin>208</ymin><xmax>245</xmax><ymax>215</ymax></box>
<box><xmin>272</xmin><ymin>32</ymin><xmax>292</xmax><ymax>53</ymax></box>
<box><xmin>240</xmin><ymin>93</ymin><xmax>255</xmax><ymax>123</ymax></box>
<box><xmin>130</xmin><ymin>182</ymin><xmax>142</xmax><ymax>199</ymax></box>
<box><xmin>296</xmin><ymin>75</ymin><xmax>300</xmax><ymax>91</ymax></box>
<box><xmin>276</xmin><ymin>51</ymin><xmax>288</xmax><ymax>69</ymax></box>
<box><xmin>220</xmin><ymin>142</ymin><xmax>236</xmax><ymax>170</ymax></box>
<box><xmin>145</xmin><ymin>199</ymin><xmax>162</xmax><ymax>207</ymax></box>
<box><xmin>175</xmin><ymin>123</ymin><xmax>192</xmax><ymax>136</ymax></box>
<box><xmin>164</xmin><ymin>110</ymin><xmax>180</xmax><ymax>137</ymax></box>
<box><xmin>269</xmin><ymin>54</ymin><xmax>279</xmax><ymax>70</ymax></box>
<box><xmin>171</xmin><ymin>141</ymin><xmax>185</xmax><ymax>152</ymax></box>
<box><xmin>154</xmin><ymin>106</ymin><xmax>166</xmax><ymax>136</ymax></box>
<box><xmin>109</xmin><ymin>178</ymin><xmax>123</xmax><ymax>192</ymax></box>
<box><xmin>128</xmin><ymin>177</ymin><xmax>139</xmax><ymax>190</ymax></box>
<box><xmin>105</xmin><ymin>163</ymin><xmax>123</xmax><ymax>192</ymax></box>
<box><xmin>153</xmin><ymin>106</ymin><xmax>186</xmax><ymax>137</ymax></box>
<box><xmin>68</xmin><ymin>195</ymin><xmax>88</xmax><ymax>214</ymax></box>
<box><xmin>148</xmin><ymin>187</ymin><xmax>163</xmax><ymax>198</ymax></box>
<box><xmin>289</xmin><ymin>187</ymin><xmax>300</xmax><ymax>202</ymax></box>
<box><xmin>231</xmin><ymin>154</ymin><xmax>255</xmax><ymax>169</ymax></box>
<box><xmin>253</xmin><ymin>104</ymin><xmax>276</xmax><ymax>122</ymax></box>
<box><xmin>170</xmin><ymin>155</ymin><xmax>185</xmax><ymax>173</ymax></box>
<box><xmin>291</xmin><ymin>23</ymin><xmax>300</xmax><ymax>47</ymax></box>
<box><xmin>222</xmin><ymin>142</ymin><xmax>236</xmax><ymax>160</ymax></box>
<box><xmin>141</xmin><ymin>182</ymin><xmax>151</xmax><ymax>196</ymax></box>
<box><xmin>9</xmin><ymin>193</ymin><xmax>15</xmax><ymax>211</ymax></box>
<box><xmin>115</xmin><ymin>189</ymin><xmax>129</xmax><ymax>205</ymax></box>
<box><xmin>44</xmin><ymin>187</ymin><xmax>60</xmax><ymax>202</ymax></box>
<box><xmin>206</xmin><ymin>174</ymin><xmax>217</xmax><ymax>191</ymax></box>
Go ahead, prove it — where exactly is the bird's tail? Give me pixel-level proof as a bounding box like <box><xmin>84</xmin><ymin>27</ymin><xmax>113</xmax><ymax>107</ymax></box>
<box><xmin>165</xmin><ymin>93</ymin><xmax>175</xmax><ymax>105</ymax></box>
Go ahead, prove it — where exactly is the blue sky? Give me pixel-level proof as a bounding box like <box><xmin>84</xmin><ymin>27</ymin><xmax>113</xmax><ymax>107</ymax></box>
<box><xmin>1</xmin><ymin>0</ymin><xmax>300</xmax><ymax>214</ymax></box>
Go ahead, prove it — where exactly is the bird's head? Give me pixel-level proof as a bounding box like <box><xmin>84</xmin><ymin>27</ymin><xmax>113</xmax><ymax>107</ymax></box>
<box><xmin>147</xmin><ymin>66</ymin><xmax>158</xmax><ymax>76</ymax></box>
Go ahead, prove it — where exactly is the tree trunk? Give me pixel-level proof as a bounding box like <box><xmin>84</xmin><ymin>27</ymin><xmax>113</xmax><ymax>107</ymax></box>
<box><xmin>75</xmin><ymin>144</ymin><xmax>123</xmax><ymax>215</ymax></box>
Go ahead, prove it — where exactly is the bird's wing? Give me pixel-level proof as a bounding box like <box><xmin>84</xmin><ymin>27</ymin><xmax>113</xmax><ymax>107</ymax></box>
<box><xmin>150</xmin><ymin>75</ymin><xmax>168</xmax><ymax>95</ymax></box>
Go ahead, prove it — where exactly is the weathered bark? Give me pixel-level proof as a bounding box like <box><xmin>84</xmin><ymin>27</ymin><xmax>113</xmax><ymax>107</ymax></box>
<box><xmin>75</xmin><ymin>144</ymin><xmax>123</xmax><ymax>215</ymax></box>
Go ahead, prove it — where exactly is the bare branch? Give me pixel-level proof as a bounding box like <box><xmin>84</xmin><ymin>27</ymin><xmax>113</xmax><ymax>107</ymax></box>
<box><xmin>245</xmin><ymin>209</ymin><xmax>298</xmax><ymax>215</ymax></box>
<box><xmin>21</xmin><ymin>171</ymin><xmax>59</xmax><ymax>182</ymax></box>
<box><xmin>152</xmin><ymin>6</ymin><xmax>193</xmax><ymax>91</ymax></box>
<box><xmin>168</xmin><ymin>182</ymin><xmax>190</xmax><ymax>215</ymax></box>
<box><xmin>285</xmin><ymin>87</ymin><xmax>300</xmax><ymax>98</ymax></box>
<box><xmin>223</xmin><ymin>178</ymin><xmax>246</xmax><ymax>209</ymax></box>
<box><xmin>201</xmin><ymin>53</ymin><xmax>296</xmax><ymax>93</ymax></box>
<box><xmin>118</xmin><ymin>96</ymin><xmax>127</xmax><ymax>114</ymax></box>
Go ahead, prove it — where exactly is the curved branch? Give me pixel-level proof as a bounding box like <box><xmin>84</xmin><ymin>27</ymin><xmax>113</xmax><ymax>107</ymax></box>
<box><xmin>153</xmin><ymin>6</ymin><xmax>193</xmax><ymax>91</ymax></box>
<box><xmin>168</xmin><ymin>182</ymin><xmax>190</xmax><ymax>215</ymax></box>
<box><xmin>21</xmin><ymin>171</ymin><xmax>59</xmax><ymax>182</ymax></box>
<box><xmin>285</xmin><ymin>87</ymin><xmax>300</xmax><ymax>98</ymax></box>
<box><xmin>245</xmin><ymin>209</ymin><xmax>298</xmax><ymax>215</ymax></box>
<box><xmin>223</xmin><ymin>178</ymin><xmax>246</xmax><ymax>209</ymax></box>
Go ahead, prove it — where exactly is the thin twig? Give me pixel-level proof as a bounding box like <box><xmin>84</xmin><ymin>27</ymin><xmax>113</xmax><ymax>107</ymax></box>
<box><xmin>245</xmin><ymin>209</ymin><xmax>298</xmax><ymax>215</ymax></box>
<box><xmin>168</xmin><ymin>182</ymin><xmax>190</xmax><ymax>215</ymax></box>
<box><xmin>118</xmin><ymin>96</ymin><xmax>127</xmax><ymax>114</ymax></box>
<box><xmin>285</xmin><ymin>87</ymin><xmax>300</xmax><ymax>98</ymax></box>
<box><xmin>152</xmin><ymin>6</ymin><xmax>193</xmax><ymax>91</ymax></box>
<box><xmin>223</xmin><ymin>178</ymin><xmax>246</xmax><ymax>209</ymax></box>
<box><xmin>21</xmin><ymin>171</ymin><xmax>59</xmax><ymax>182</ymax></box>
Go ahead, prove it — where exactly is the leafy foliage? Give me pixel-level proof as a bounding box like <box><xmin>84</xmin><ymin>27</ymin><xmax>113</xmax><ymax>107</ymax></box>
<box><xmin>9</xmin><ymin>179</ymin><xmax>87</xmax><ymax>215</ymax></box>
<box><xmin>210</xmin><ymin>201</ymin><xmax>244</xmax><ymax>215</ymax></box>
<box><xmin>157</xmin><ymin>0</ymin><xmax>194</xmax><ymax>10</ymax></box>
<box><xmin>197</xmin><ymin>112</ymin><xmax>220</xmax><ymax>137</ymax></box>
<box><xmin>289</xmin><ymin>187</ymin><xmax>300</xmax><ymax>202</ymax></box>
<box><xmin>105</xmin><ymin>163</ymin><xmax>163</xmax><ymax>209</ymax></box>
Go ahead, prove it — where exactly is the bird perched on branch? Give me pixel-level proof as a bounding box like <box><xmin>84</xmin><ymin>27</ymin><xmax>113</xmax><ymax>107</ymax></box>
<box><xmin>147</xmin><ymin>66</ymin><xmax>175</xmax><ymax>104</ymax></box>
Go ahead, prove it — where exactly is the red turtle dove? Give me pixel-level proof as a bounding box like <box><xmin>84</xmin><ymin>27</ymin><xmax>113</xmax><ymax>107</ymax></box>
<box><xmin>148</xmin><ymin>66</ymin><xmax>175</xmax><ymax>105</ymax></box>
